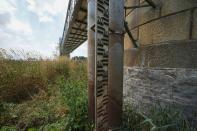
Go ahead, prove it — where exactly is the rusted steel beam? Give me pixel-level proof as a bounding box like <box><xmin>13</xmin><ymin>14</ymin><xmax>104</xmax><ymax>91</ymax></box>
<box><xmin>72</xmin><ymin>27</ymin><xmax>87</xmax><ymax>32</ymax></box>
<box><xmin>88</xmin><ymin>0</ymin><xmax>96</xmax><ymax>121</ymax></box>
<box><xmin>66</xmin><ymin>40</ymin><xmax>86</xmax><ymax>45</ymax></box>
<box><xmin>68</xmin><ymin>36</ymin><xmax>87</xmax><ymax>40</ymax></box>
<box><xmin>67</xmin><ymin>37</ymin><xmax>86</xmax><ymax>41</ymax></box>
<box><xmin>67</xmin><ymin>40</ymin><xmax>86</xmax><ymax>43</ymax></box>
<box><xmin>108</xmin><ymin>0</ymin><xmax>124</xmax><ymax>129</ymax></box>
<box><xmin>70</xmin><ymin>32</ymin><xmax>87</xmax><ymax>37</ymax></box>
<box><xmin>75</xmin><ymin>19</ymin><xmax>87</xmax><ymax>25</ymax></box>
<box><xmin>124</xmin><ymin>21</ymin><xmax>138</xmax><ymax>48</ymax></box>
<box><xmin>124</xmin><ymin>4</ymin><xmax>150</xmax><ymax>9</ymax></box>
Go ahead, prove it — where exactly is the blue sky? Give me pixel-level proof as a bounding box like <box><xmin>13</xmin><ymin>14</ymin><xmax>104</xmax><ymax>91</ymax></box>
<box><xmin>0</xmin><ymin>0</ymin><xmax>87</xmax><ymax>58</ymax></box>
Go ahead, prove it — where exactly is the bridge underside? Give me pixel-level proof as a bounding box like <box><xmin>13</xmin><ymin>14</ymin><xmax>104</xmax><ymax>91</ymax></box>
<box><xmin>60</xmin><ymin>0</ymin><xmax>87</xmax><ymax>55</ymax></box>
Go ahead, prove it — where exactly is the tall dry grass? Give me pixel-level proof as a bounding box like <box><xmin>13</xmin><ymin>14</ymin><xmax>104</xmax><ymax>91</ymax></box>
<box><xmin>0</xmin><ymin>49</ymin><xmax>72</xmax><ymax>103</ymax></box>
<box><xmin>0</xmin><ymin>49</ymin><xmax>90</xmax><ymax>130</ymax></box>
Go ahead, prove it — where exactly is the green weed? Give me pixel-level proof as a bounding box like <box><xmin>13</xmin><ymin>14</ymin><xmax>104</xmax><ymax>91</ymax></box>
<box><xmin>0</xmin><ymin>49</ymin><xmax>92</xmax><ymax>130</ymax></box>
<box><xmin>123</xmin><ymin>103</ymin><xmax>195</xmax><ymax>131</ymax></box>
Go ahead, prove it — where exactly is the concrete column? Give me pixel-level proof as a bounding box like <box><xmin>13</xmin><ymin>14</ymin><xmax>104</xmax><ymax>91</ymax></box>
<box><xmin>87</xmin><ymin>0</ymin><xmax>95</xmax><ymax>121</ymax></box>
<box><xmin>108</xmin><ymin>0</ymin><xmax>124</xmax><ymax>129</ymax></box>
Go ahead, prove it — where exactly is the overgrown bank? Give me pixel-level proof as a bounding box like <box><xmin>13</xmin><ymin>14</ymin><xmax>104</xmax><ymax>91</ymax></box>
<box><xmin>123</xmin><ymin>103</ymin><xmax>196</xmax><ymax>131</ymax></box>
<box><xmin>0</xmin><ymin>55</ymin><xmax>93</xmax><ymax>130</ymax></box>
<box><xmin>0</xmin><ymin>50</ymin><xmax>195</xmax><ymax>131</ymax></box>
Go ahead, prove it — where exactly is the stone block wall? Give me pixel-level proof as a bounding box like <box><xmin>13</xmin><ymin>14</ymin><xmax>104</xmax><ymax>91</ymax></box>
<box><xmin>123</xmin><ymin>0</ymin><xmax>197</xmax><ymax>126</ymax></box>
<box><xmin>123</xmin><ymin>67</ymin><xmax>197</xmax><ymax>126</ymax></box>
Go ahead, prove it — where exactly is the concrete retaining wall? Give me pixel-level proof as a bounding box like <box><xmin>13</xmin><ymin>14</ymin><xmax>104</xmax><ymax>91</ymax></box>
<box><xmin>124</xmin><ymin>0</ymin><xmax>197</xmax><ymax>67</ymax></box>
<box><xmin>123</xmin><ymin>0</ymin><xmax>197</xmax><ymax>127</ymax></box>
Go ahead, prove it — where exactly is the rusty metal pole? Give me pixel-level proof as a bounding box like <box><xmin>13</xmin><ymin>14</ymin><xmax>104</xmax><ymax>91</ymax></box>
<box><xmin>108</xmin><ymin>0</ymin><xmax>124</xmax><ymax>129</ymax></box>
<box><xmin>88</xmin><ymin>0</ymin><xmax>95</xmax><ymax>121</ymax></box>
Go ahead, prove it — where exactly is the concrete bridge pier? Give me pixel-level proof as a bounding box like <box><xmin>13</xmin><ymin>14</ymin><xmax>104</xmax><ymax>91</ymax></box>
<box><xmin>108</xmin><ymin>0</ymin><xmax>124</xmax><ymax>129</ymax></box>
<box><xmin>87</xmin><ymin>0</ymin><xmax>95</xmax><ymax>121</ymax></box>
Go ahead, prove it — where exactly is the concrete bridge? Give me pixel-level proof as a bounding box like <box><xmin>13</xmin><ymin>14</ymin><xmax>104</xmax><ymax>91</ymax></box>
<box><xmin>60</xmin><ymin>0</ymin><xmax>87</xmax><ymax>56</ymax></box>
<box><xmin>60</xmin><ymin>0</ymin><xmax>197</xmax><ymax>130</ymax></box>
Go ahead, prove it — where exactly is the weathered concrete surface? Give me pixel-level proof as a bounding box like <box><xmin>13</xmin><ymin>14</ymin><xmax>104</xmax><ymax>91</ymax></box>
<box><xmin>135</xmin><ymin>40</ymin><xmax>197</xmax><ymax>68</ymax></box>
<box><xmin>124</xmin><ymin>0</ymin><xmax>197</xmax><ymax>47</ymax></box>
<box><xmin>123</xmin><ymin>0</ymin><xmax>197</xmax><ymax>128</ymax></box>
<box><xmin>193</xmin><ymin>8</ymin><xmax>197</xmax><ymax>39</ymax></box>
<box><xmin>161</xmin><ymin>0</ymin><xmax>197</xmax><ymax>16</ymax></box>
<box><xmin>140</xmin><ymin>0</ymin><xmax>197</xmax><ymax>17</ymax></box>
<box><xmin>123</xmin><ymin>67</ymin><xmax>197</xmax><ymax>125</ymax></box>
<box><xmin>125</xmin><ymin>0</ymin><xmax>139</xmax><ymax>16</ymax></box>
<box><xmin>125</xmin><ymin>6</ymin><xmax>139</xmax><ymax>29</ymax></box>
<box><xmin>139</xmin><ymin>11</ymin><xmax>190</xmax><ymax>46</ymax></box>
<box><xmin>139</xmin><ymin>0</ymin><xmax>161</xmax><ymax>25</ymax></box>
<box><xmin>124</xmin><ymin>34</ymin><xmax>133</xmax><ymax>50</ymax></box>
<box><xmin>124</xmin><ymin>29</ymin><xmax>138</xmax><ymax>50</ymax></box>
<box><xmin>124</xmin><ymin>48</ymin><xmax>138</xmax><ymax>67</ymax></box>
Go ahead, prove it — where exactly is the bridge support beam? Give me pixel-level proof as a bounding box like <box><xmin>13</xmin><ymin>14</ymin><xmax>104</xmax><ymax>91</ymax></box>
<box><xmin>87</xmin><ymin>0</ymin><xmax>95</xmax><ymax>121</ymax></box>
<box><xmin>108</xmin><ymin>0</ymin><xmax>124</xmax><ymax>129</ymax></box>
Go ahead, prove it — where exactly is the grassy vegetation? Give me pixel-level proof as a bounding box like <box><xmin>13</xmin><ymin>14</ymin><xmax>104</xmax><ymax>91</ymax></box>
<box><xmin>123</xmin><ymin>103</ymin><xmax>196</xmax><ymax>131</ymax></box>
<box><xmin>0</xmin><ymin>49</ymin><xmax>195</xmax><ymax>131</ymax></box>
<box><xmin>0</xmin><ymin>50</ymin><xmax>92</xmax><ymax>130</ymax></box>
